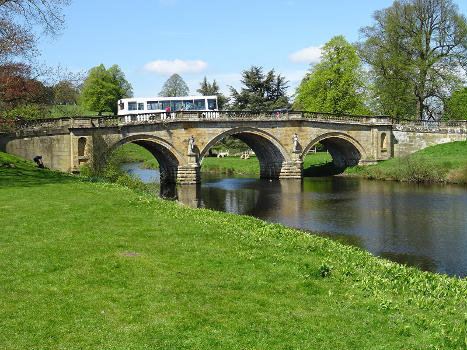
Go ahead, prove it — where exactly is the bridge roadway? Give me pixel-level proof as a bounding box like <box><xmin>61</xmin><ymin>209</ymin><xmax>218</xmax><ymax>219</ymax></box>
<box><xmin>1</xmin><ymin>111</ymin><xmax>466</xmax><ymax>184</ymax></box>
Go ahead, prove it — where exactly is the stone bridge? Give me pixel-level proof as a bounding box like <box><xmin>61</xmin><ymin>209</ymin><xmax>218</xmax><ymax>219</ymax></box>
<box><xmin>1</xmin><ymin>111</ymin><xmax>465</xmax><ymax>184</ymax></box>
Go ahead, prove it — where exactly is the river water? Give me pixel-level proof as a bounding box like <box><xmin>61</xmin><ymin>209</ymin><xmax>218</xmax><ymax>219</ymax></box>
<box><xmin>121</xmin><ymin>163</ymin><xmax>467</xmax><ymax>278</ymax></box>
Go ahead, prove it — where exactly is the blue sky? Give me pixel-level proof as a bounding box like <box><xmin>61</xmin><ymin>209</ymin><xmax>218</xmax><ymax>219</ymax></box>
<box><xmin>38</xmin><ymin>0</ymin><xmax>467</xmax><ymax>98</ymax></box>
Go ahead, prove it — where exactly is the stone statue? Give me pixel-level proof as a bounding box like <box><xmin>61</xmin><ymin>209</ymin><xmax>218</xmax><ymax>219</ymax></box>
<box><xmin>188</xmin><ymin>135</ymin><xmax>195</xmax><ymax>154</ymax></box>
<box><xmin>293</xmin><ymin>133</ymin><xmax>299</xmax><ymax>152</ymax></box>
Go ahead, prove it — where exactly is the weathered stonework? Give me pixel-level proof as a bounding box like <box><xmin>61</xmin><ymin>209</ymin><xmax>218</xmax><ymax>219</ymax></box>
<box><xmin>1</xmin><ymin>115</ymin><xmax>465</xmax><ymax>184</ymax></box>
<box><xmin>393</xmin><ymin>125</ymin><xmax>466</xmax><ymax>158</ymax></box>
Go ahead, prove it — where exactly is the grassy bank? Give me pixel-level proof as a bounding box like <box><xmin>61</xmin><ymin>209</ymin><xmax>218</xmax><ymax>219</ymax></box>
<box><xmin>112</xmin><ymin>143</ymin><xmax>334</xmax><ymax>176</ymax></box>
<box><xmin>1</xmin><ymin>152</ymin><xmax>466</xmax><ymax>349</ymax></box>
<box><xmin>344</xmin><ymin>141</ymin><xmax>467</xmax><ymax>183</ymax></box>
<box><xmin>110</xmin><ymin>141</ymin><xmax>466</xmax><ymax>183</ymax></box>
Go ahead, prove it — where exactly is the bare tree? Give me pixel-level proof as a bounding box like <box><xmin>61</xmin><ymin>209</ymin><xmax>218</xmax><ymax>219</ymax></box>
<box><xmin>0</xmin><ymin>0</ymin><xmax>71</xmax><ymax>62</ymax></box>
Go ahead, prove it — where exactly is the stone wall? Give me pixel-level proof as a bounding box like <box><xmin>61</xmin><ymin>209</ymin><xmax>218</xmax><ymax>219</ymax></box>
<box><xmin>3</xmin><ymin>134</ymin><xmax>72</xmax><ymax>171</ymax></box>
<box><xmin>393</xmin><ymin>125</ymin><xmax>466</xmax><ymax>157</ymax></box>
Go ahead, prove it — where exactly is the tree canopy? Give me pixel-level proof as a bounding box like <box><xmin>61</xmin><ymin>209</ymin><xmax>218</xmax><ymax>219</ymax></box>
<box><xmin>53</xmin><ymin>80</ymin><xmax>80</xmax><ymax>105</ymax></box>
<box><xmin>358</xmin><ymin>0</ymin><xmax>467</xmax><ymax>119</ymax></box>
<box><xmin>229</xmin><ymin>66</ymin><xmax>290</xmax><ymax>111</ymax></box>
<box><xmin>294</xmin><ymin>36</ymin><xmax>368</xmax><ymax>115</ymax></box>
<box><xmin>197</xmin><ymin>77</ymin><xmax>229</xmax><ymax>109</ymax></box>
<box><xmin>0</xmin><ymin>63</ymin><xmax>53</xmax><ymax>113</ymax></box>
<box><xmin>159</xmin><ymin>74</ymin><xmax>189</xmax><ymax>97</ymax></box>
<box><xmin>444</xmin><ymin>87</ymin><xmax>467</xmax><ymax>120</ymax></box>
<box><xmin>0</xmin><ymin>0</ymin><xmax>70</xmax><ymax>63</ymax></box>
<box><xmin>80</xmin><ymin>64</ymin><xmax>133</xmax><ymax>115</ymax></box>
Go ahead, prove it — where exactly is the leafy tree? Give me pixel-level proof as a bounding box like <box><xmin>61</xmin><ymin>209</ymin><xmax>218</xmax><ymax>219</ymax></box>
<box><xmin>0</xmin><ymin>0</ymin><xmax>70</xmax><ymax>63</ymax></box>
<box><xmin>229</xmin><ymin>66</ymin><xmax>290</xmax><ymax>111</ymax></box>
<box><xmin>54</xmin><ymin>80</ymin><xmax>80</xmax><ymax>105</ymax></box>
<box><xmin>80</xmin><ymin>64</ymin><xmax>133</xmax><ymax>115</ymax></box>
<box><xmin>0</xmin><ymin>63</ymin><xmax>53</xmax><ymax>114</ymax></box>
<box><xmin>444</xmin><ymin>87</ymin><xmax>467</xmax><ymax>120</ymax></box>
<box><xmin>197</xmin><ymin>76</ymin><xmax>229</xmax><ymax>109</ymax></box>
<box><xmin>159</xmin><ymin>74</ymin><xmax>189</xmax><ymax>97</ymax></box>
<box><xmin>358</xmin><ymin>0</ymin><xmax>467</xmax><ymax>120</ymax></box>
<box><xmin>294</xmin><ymin>36</ymin><xmax>368</xmax><ymax>115</ymax></box>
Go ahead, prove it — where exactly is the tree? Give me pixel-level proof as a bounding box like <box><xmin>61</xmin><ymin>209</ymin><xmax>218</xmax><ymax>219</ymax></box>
<box><xmin>0</xmin><ymin>0</ymin><xmax>70</xmax><ymax>63</ymax></box>
<box><xmin>358</xmin><ymin>0</ymin><xmax>467</xmax><ymax>120</ymax></box>
<box><xmin>229</xmin><ymin>66</ymin><xmax>290</xmax><ymax>111</ymax></box>
<box><xmin>159</xmin><ymin>74</ymin><xmax>189</xmax><ymax>97</ymax></box>
<box><xmin>294</xmin><ymin>36</ymin><xmax>368</xmax><ymax>115</ymax></box>
<box><xmin>444</xmin><ymin>87</ymin><xmax>467</xmax><ymax>120</ymax></box>
<box><xmin>80</xmin><ymin>64</ymin><xmax>133</xmax><ymax>115</ymax></box>
<box><xmin>197</xmin><ymin>76</ymin><xmax>229</xmax><ymax>109</ymax></box>
<box><xmin>54</xmin><ymin>80</ymin><xmax>80</xmax><ymax>105</ymax></box>
<box><xmin>0</xmin><ymin>63</ymin><xmax>53</xmax><ymax>113</ymax></box>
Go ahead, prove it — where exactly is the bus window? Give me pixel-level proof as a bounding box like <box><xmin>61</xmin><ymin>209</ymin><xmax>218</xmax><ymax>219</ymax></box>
<box><xmin>194</xmin><ymin>99</ymin><xmax>206</xmax><ymax>110</ymax></box>
<box><xmin>161</xmin><ymin>101</ymin><xmax>170</xmax><ymax>110</ymax></box>
<box><xmin>147</xmin><ymin>101</ymin><xmax>161</xmax><ymax>110</ymax></box>
<box><xmin>207</xmin><ymin>99</ymin><xmax>217</xmax><ymax>110</ymax></box>
<box><xmin>183</xmin><ymin>100</ymin><xmax>195</xmax><ymax>110</ymax></box>
<box><xmin>172</xmin><ymin>100</ymin><xmax>183</xmax><ymax>111</ymax></box>
<box><xmin>128</xmin><ymin>102</ymin><xmax>137</xmax><ymax>111</ymax></box>
<box><xmin>138</xmin><ymin>103</ymin><xmax>144</xmax><ymax>110</ymax></box>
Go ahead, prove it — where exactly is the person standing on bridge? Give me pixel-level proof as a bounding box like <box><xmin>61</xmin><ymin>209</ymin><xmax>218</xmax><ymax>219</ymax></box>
<box><xmin>165</xmin><ymin>105</ymin><xmax>171</xmax><ymax>119</ymax></box>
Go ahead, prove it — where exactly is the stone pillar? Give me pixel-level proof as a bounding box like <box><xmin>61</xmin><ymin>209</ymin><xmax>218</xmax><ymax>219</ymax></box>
<box><xmin>177</xmin><ymin>164</ymin><xmax>200</xmax><ymax>184</ymax></box>
<box><xmin>177</xmin><ymin>184</ymin><xmax>201</xmax><ymax>208</ymax></box>
<box><xmin>279</xmin><ymin>160</ymin><xmax>303</xmax><ymax>179</ymax></box>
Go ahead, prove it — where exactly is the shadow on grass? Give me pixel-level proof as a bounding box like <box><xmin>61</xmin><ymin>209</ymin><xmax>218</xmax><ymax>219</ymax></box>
<box><xmin>303</xmin><ymin>162</ymin><xmax>345</xmax><ymax>177</ymax></box>
<box><xmin>0</xmin><ymin>166</ymin><xmax>76</xmax><ymax>188</ymax></box>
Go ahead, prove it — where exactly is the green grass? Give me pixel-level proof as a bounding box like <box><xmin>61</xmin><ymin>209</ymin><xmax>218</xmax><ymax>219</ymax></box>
<box><xmin>113</xmin><ymin>142</ymin><xmax>334</xmax><ymax>176</ymax></box>
<box><xmin>345</xmin><ymin>141</ymin><xmax>467</xmax><ymax>183</ymax></box>
<box><xmin>109</xmin><ymin>141</ymin><xmax>467</xmax><ymax>182</ymax></box>
<box><xmin>0</xmin><ymin>151</ymin><xmax>466</xmax><ymax>349</ymax></box>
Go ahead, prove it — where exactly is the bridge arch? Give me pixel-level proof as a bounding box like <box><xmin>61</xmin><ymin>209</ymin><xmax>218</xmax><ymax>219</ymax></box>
<box><xmin>110</xmin><ymin>134</ymin><xmax>184</xmax><ymax>183</ymax></box>
<box><xmin>302</xmin><ymin>132</ymin><xmax>367</xmax><ymax>168</ymax></box>
<box><xmin>199</xmin><ymin>127</ymin><xmax>291</xmax><ymax>179</ymax></box>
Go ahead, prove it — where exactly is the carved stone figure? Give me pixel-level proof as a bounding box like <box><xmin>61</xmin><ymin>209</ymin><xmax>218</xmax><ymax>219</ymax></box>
<box><xmin>188</xmin><ymin>135</ymin><xmax>195</xmax><ymax>154</ymax></box>
<box><xmin>293</xmin><ymin>133</ymin><xmax>299</xmax><ymax>152</ymax></box>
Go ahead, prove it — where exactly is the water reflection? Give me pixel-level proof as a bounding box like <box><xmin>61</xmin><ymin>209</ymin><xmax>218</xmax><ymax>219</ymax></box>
<box><xmin>121</xmin><ymin>163</ymin><xmax>467</xmax><ymax>277</ymax></box>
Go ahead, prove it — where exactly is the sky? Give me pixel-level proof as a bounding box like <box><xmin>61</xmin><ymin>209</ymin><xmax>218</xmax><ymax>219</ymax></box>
<box><xmin>37</xmin><ymin>0</ymin><xmax>467</xmax><ymax>98</ymax></box>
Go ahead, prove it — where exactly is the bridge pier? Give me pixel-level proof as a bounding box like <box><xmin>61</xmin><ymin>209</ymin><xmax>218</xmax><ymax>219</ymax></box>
<box><xmin>279</xmin><ymin>161</ymin><xmax>303</xmax><ymax>179</ymax></box>
<box><xmin>177</xmin><ymin>164</ymin><xmax>201</xmax><ymax>184</ymax></box>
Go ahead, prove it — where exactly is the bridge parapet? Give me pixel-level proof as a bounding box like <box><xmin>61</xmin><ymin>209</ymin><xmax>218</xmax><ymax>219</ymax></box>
<box><xmin>4</xmin><ymin>111</ymin><xmax>465</xmax><ymax>133</ymax></box>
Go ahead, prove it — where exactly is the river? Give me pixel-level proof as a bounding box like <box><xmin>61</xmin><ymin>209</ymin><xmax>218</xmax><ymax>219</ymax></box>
<box><xmin>121</xmin><ymin>163</ymin><xmax>467</xmax><ymax>278</ymax></box>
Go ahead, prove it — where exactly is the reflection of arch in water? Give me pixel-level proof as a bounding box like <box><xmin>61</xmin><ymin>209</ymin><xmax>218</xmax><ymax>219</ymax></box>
<box><xmin>111</xmin><ymin>135</ymin><xmax>183</xmax><ymax>183</ymax></box>
<box><xmin>199</xmin><ymin>127</ymin><xmax>289</xmax><ymax>179</ymax></box>
<box><xmin>302</xmin><ymin>132</ymin><xmax>367</xmax><ymax>168</ymax></box>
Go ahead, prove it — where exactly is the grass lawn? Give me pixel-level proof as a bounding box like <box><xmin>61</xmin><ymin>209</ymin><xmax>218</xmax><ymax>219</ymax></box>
<box><xmin>0</xmin><ymin>152</ymin><xmax>466</xmax><ymax>349</ymax></box>
<box><xmin>344</xmin><ymin>141</ymin><xmax>467</xmax><ymax>183</ymax></box>
<box><xmin>112</xmin><ymin>143</ymin><xmax>334</xmax><ymax>176</ymax></box>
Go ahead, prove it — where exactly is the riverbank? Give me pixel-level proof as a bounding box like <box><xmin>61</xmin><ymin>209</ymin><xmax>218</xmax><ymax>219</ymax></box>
<box><xmin>343</xmin><ymin>141</ymin><xmax>467</xmax><ymax>184</ymax></box>
<box><xmin>112</xmin><ymin>141</ymin><xmax>467</xmax><ymax>183</ymax></box>
<box><xmin>1</xmin><ymin>151</ymin><xmax>466</xmax><ymax>349</ymax></box>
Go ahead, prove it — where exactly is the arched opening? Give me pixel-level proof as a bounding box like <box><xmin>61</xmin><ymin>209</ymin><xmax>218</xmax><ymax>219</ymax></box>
<box><xmin>110</xmin><ymin>136</ymin><xmax>182</xmax><ymax>184</ymax></box>
<box><xmin>380</xmin><ymin>133</ymin><xmax>387</xmax><ymax>151</ymax></box>
<box><xmin>303</xmin><ymin>133</ymin><xmax>364</xmax><ymax>176</ymax></box>
<box><xmin>78</xmin><ymin>137</ymin><xmax>87</xmax><ymax>157</ymax></box>
<box><xmin>199</xmin><ymin>128</ymin><xmax>289</xmax><ymax>179</ymax></box>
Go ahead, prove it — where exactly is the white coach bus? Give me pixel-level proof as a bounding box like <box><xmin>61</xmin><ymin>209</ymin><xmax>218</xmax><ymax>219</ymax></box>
<box><xmin>117</xmin><ymin>95</ymin><xmax>218</xmax><ymax>115</ymax></box>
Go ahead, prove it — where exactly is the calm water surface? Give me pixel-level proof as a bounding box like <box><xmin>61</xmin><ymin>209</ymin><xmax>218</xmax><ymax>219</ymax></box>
<box><xmin>121</xmin><ymin>163</ymin><xmax>467</xmax><ymax>277</ymax></box>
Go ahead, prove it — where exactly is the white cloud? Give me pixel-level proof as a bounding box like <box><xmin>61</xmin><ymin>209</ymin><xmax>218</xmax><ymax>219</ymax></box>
<box><xmin>288</xmin><ymin>46</ymin><xmax>322</xmax><ymax>63</ymax></box>
<box><xmin>142</xmin><ymin>59</ymin><xmax>208</xmax><ymax>75</ymax></box>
